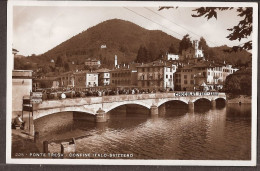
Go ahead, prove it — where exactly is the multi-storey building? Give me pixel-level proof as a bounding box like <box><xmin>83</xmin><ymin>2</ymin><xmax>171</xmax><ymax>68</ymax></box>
<box><xmin>12</xmin><ymin>70</ymin><xmax>33</xmax><ymax>117</ymax></box>
<box><xmin>59</xmin><ymin>71</ymin><xmax>75</xmax><ymax>88</ymax></box>
<box><xmin>74</xmin><ymin>71</ymin><xmax>98</xmax><ymax>89</ymax></box>
<box><xmin>175</xmin><ymin>61</ymin><xmax>238</xmax><ymax>91</ymax></box>
<box><xmin>136</xmin><ymin>60</ymin><xmax>177</xmax><ymax>90</ymax></box>
<box><xmin>110</xmin><ymin>68</ymin><xmax>137</xmax><ymax>87</ymax></box>
<box><xmin>95</xmin><ymin>68</ymin><xmax>110</xmax><ymax>86</ymax></box>
<box><xmin>33</xmin><ymin>77</ymin><xmax>59</xmax><ymax>90</ymax></box>
<box><xmin>84</xmin><ymin>58</ymin><xmax>101</xmax><ymax>68</ymax></box>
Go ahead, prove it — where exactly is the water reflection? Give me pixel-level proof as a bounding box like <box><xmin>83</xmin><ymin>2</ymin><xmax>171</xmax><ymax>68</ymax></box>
<box><xmin>35</xmin><ymin>103</ymin><xmax>251</xmax><ymax>160</ymax></box>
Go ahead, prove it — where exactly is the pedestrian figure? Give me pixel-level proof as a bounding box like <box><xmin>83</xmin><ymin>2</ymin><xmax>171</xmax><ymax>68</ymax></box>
<box><xmin>13</xmin><ymin>114</ymin><xmax>25</xmax><ymax>130</ymax></box>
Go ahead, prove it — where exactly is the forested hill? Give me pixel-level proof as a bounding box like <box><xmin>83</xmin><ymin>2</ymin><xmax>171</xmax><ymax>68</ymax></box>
<box><xmin>29</xmin><ymin>19</ymin><xmax>180</xmax><ymax>65</ymax></box>
<box><xmin>21</xmin><ymin>18</ymin><xmax>251</xmax><ymax>70</ymax></box>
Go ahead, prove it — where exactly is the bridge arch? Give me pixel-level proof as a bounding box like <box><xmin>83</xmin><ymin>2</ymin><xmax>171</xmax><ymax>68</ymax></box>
<box><xmin>157</xmin><ymin>98</ymin><xmax>189</xmax><ymax>107</ymax></box>
<box><xmin>104</xmin><ymin>100</ymin><xmax>151</xmax><ymax>113</ymax></box>
<box><xmin>33</xmin><ymin>106</ymin><xmax>97</xmax><ymax>120</ymax></box>
<box><xmin>192</xmin><ymin>97</ymin><xmax>212</xmax><ymax>103</ymax></box>
<box><xmin>214</xmin><ymin>97</ymin><xmax>226</xmax><ymax>101</ymax></box>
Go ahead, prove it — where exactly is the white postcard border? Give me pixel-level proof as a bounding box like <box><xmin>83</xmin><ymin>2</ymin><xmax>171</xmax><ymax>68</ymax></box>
<box><xmin>6</xmin><ymin>1</ymin><xmax>258</xmax><ymax>166</ymax></box>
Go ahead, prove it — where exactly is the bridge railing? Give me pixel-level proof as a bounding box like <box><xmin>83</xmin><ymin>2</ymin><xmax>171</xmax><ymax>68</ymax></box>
<box><xmin>35</xmin><ymin>91</ymin><xmax>226</xmax><ymax>110</ymax></box>
<box><xmin>41</xmin><ymin>91</ymin><xmax>225</xmax><ymax>101</ymax></box>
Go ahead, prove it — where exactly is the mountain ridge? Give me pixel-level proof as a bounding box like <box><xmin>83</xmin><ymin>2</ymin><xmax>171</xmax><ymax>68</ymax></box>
<box><xmin>22</xmin><ymin>18</ymin><xmax>251</xmax><ymax>69</ymax></box>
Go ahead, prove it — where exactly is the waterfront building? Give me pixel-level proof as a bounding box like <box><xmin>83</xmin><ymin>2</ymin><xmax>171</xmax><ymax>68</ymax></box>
<box><xmin>12</xmin><ymin>70</ymin><xmax>33</xmax><ymax>117</ymax></box>
<box><xmin>95</xmin><ymin>68</ymin><xmax>111</xmax><ymax>86</ymax></box>
<box><xmin>110</xmin><ymin>64</ymin><xmax>138</xmax><ymax>87</ymax></box>
<box><xmin>33</xmin><ymin>77</ymin><xmax>60</xmax><ymax>90</ymax></box>
<box><xmin>136</xmin><ymin>60</ymin><xmax>176</xmax><ymax>90</ymax></box>
<box><xmin>74</xmin><ymin>71</ymin><xmax>98</xmax><ymax>89</ymax></box>
<box><xmin>175</xmin><ymin>61</ymin><xmax>238</xmax><ymax>91</ymax></box>
<box><xmin>59</xmin><ymin>71</ymin><xmax>75</xmax><ymax>88</ymax></box>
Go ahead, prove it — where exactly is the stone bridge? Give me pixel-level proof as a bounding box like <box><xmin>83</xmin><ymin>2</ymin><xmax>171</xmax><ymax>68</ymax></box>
<box><xmin>32</xmin><ymin>92</ymin><xmax>226</xmax><ymax>122</ymax></box>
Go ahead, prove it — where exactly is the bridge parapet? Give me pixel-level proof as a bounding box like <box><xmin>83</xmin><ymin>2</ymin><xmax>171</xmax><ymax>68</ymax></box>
<box><xmin>32</xmin><ymin>92</ymin><xmax>226</xmax><ymax>120</ymax></box>
<box><xmin>34</xmin><ymin>92</ymin><xmax>225</xmax><ymax>110</ymax></box>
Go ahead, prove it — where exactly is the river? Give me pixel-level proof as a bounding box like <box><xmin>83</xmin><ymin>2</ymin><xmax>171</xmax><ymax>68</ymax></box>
<box><xmin>34</xmin><ymin>102</ymin><xmax>251</xmax><ymax>160</ymax></box>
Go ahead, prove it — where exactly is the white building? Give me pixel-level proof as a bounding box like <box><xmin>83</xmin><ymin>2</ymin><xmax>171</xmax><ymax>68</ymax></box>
<box><xmin>95</xmin><ymin>68</ymin><xmax>110</xmax><ymax>86</ymax></box>
<box><xmin>12</xmin><ymin>70</ymin><xmax>33</xmax><ymax>117</ymax></box>
<box><xmin>193</xmin><ymin>40</ymin><xmax>204</xmax><ymax>58</ymax></box>
<box><xmin>181</xmin><ymin>40</ymin><xmax>204</xmax><ymax>60</ymax></box>
<box><xmin>167</xmin><ymin>53</ymin><xmax>179</xmax><ymax>60</ymax></box>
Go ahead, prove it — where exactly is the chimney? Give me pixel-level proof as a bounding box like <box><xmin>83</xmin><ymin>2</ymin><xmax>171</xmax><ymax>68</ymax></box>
<box><xmin>115</xmin><ymin>55</ymin><xmax>117</xmax><ymax>68</ymax></box>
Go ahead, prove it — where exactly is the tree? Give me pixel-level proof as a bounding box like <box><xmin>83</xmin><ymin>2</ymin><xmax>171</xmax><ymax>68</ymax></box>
<box><xmin>136</xmin><ymin>45</ymin><xmax>149</xmax><ymax>63</ymax></box>
<box><xmin>159</xmin><ymin>7</ymin><xmax>253</xmax><ymax>51</ymax></box>
<box><xmin>191</xmin><ymin>7</ymin><xmax>252</xmax><ymax>51</ymax></box>
<box><xmin>199</xmin><ymin>37</ymin><xmax>209</xmax><ymax>59</ymax></box>
<box><xmin>64</xmin><ymin>62</ymin><xmax>70</xmax><ymax>72</ymax></box>
<box><xmin>147</xmin><ymin>42</ymin><xmax>159</xmax><ymax>61</ymax></box>
<box><xmin>55</xmin><ymin>56</ymin><xmax>63</xmax><ymax>67</ymax></box>
<box><xmin>179</xmin><ymin>34</ymin><xmax>192</xmax><ymax>54</ymax></box>
<box><xmin>168</xmin><ymin>43</ymin><xmax>177</xmax><ymax>54</ymax></box>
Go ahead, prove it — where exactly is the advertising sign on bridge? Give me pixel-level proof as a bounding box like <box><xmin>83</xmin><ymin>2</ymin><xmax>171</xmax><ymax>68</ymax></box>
<box><xmin>30</xmin><ymin>92</ymin><xmax>43</xmax><ymax>104</ymax></box>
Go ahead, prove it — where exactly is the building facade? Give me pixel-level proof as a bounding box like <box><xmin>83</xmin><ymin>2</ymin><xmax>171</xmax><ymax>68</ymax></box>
<box><xmin>167</xmin><ymin>53</ymin><xmax>179</xmax><ymax>60</ymax></box>
<box><xmin>110</xmin><ymin>68</ymin><xmax>137</xmax><ymax>87</ymax></box>
<box><xmin>74</xmin><ymin>71</ymin><xmax>98</xmax><ymax>89</ymax></box>
<box><xmin>175</xmin><ymin>62</ymin><xmax>238</xmax><ymax>91</ymax></box>
<box><xmin>95</xmin><ymin>68</ymin><xmax>110</xmax><ymax>86</ymax></box>
<box><xmin>59</xmin><ymin>71</ymin><xmax>75</xmax><ymax>88</ymax></box>
<box><xmin>12</xmin><ymin>70</ymin><xmax>33</xmax><ymax>117</ymax></box>
<box><xmin>181</xmin><ymin>40</ymin><xmax>204</xmax><ymax>60</ymax></box>
<box><xmin>85</xmin><ymin>58</ymin><xmax>101</xmax><ymax>68</ymax></box>
<box><xmin>137</xmin><ymin>60</ymin><xmax>176</xmax><ymax>90</ymax></box>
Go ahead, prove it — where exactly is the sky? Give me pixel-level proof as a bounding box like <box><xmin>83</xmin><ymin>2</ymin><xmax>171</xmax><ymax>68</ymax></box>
<box><xmin>12</xmin><ymin>5</ymin><xmax>252</xmax><ymax>56</ymax></box>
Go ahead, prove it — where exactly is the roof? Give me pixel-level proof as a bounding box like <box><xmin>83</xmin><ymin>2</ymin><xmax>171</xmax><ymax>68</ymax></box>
<box><xmin>73</xmin><ymin>70</ymin><xmax>98</xmax><ymax>75</ymax></box>
<box><xmin>110</xmin><ymin>68</ymin><xmax>131</xmax><ymax>72</ymax></box>
<box><xmin>95</xmin><ymin>68</ymin><xmax>111</xmax><ymax>73</ymax></box>
<box><xmin>136</xmin><ymin>60</ymin><xmax>172</xmax><ymax>68</ymax></box>
<box><xmin>34</xmin><ymin>77</ymin><xmax>59</xmax><ymax>81</ymax></box>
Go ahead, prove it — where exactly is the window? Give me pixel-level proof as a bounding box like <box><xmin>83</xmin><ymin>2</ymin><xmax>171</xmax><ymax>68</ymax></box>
<box><xmin>170</xmin><ymin>75</ymin><xmax>172</xmax><ymax>79</ymax></box>
<box><xmin>191</xmin><ymin>74</ymin><xmax>194</xmax><ymax>79</ymax></box>
<box><xmin>190</xmin><ymin>80</ymin><xmax>194</xmax><ymax>84</ymax></box>
<box><xmin>166</xmin><ymin>75</ymin><xmax>168</xmax><ymax>79</ymax></box>
<box><xmin>184</xmin><ymin>75</ymin><xmax>187</xmax><ymax>79</ymax></box>
<box><xmin>184</xmin><ymin>80</ymin><xmax>187</xmax><ymax>84</ymax></box>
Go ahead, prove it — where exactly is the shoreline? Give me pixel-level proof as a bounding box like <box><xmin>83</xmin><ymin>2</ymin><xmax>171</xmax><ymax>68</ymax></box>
<box><xmin>227</xmin><ymin>94</ymin><xmax>251</xmax><ymax>104</ymax></box>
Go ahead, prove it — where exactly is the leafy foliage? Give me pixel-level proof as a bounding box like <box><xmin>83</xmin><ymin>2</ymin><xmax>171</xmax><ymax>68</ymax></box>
<box><xmin>178</xmin><ymin>34</ymin><xmax>192</xmax><ymax>54</ymax></box>
<box><xmin>159</xmin><ymin>7</ymin><xmax>253</xmax><ymax>51</ymax></box>
<box><xmin>224</xmin><ymin>68</ymin><xmax>252</xmax><ymax>95</ymax></box>
<box><xmin>192</xmin><ymin>7</ymin><xmax>252</xmax><ymax>51</ymax></box>
<box><xmin>136</xmin><ymin>45</ymin><xmax>149</xmax><ymax>63</ymax></box>
<box><xmin>168</xmin><ymin>43</ymin><xmax>177</xmax><ymax>54</ymax></box>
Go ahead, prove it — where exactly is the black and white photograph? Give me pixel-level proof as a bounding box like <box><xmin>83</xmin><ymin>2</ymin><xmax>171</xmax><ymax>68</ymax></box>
<box><xmin>6</xmin><ymin>1</ymin><xmax>257</xmax><ymax>166</ymax></box>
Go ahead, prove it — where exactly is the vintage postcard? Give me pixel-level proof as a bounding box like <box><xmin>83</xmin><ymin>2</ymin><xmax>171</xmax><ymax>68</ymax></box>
<box><xmin>6</xmin><ymin>1</ymin><xmax>258</xmax><ymax>166</ymax></box>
